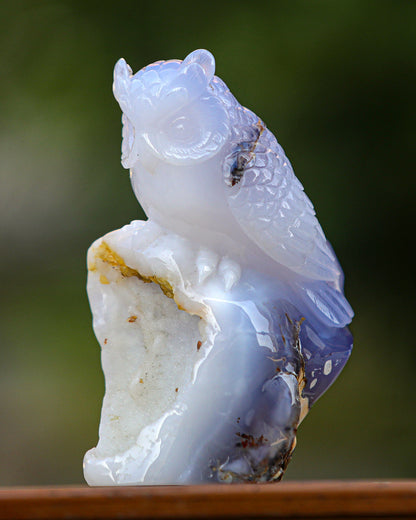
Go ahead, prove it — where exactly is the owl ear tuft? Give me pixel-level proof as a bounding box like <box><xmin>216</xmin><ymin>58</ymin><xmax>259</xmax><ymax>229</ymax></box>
<box><xmin>113</xmin><ymin>58</ymin><xmax>133</xmax><ymax>116</ymax></box>
<box><xmin>182</xmin><ymin>49</ymin><xmax>215</xmax><ymax>83</ymax></box>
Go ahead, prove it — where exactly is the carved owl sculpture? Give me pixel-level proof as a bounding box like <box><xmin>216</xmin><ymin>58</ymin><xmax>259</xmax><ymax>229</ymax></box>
<box><xmin>113</xmin><ymin>49</ymin><xmax>353</xmax><ymax>328</ymax></box>
<box><xmin>83</xmin><ymin>50</ymin><xmax>353</xmax><ymax>485</ymax></box>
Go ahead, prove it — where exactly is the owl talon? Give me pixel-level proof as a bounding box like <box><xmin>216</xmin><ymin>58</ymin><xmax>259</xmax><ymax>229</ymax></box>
<box><xmin>218</xmin><ymin>257</ymin><xmax>241</xmax><ymax>292</ymax></box>
<box><xmin>196</xmin><ymin>248</ymin><xmax>219</xmax><ymax>285</ymax></box>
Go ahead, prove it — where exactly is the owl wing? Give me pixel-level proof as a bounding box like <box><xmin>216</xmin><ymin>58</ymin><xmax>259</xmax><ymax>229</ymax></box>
<box><xmin>225</xmin><ymin>127</ymin><xmax>341</xmax><ymax>283</ymax></box>
<box><xmin>225</xmin><ymin>126</ymin><xmax>354</xmax><ymax>327</ymax></box>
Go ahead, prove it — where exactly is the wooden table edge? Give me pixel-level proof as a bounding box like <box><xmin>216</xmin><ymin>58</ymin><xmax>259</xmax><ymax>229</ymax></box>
<box><xmin>1</xmin><ymin>480</ymin><xmax>416</xmax><ymax>519</ymax></box>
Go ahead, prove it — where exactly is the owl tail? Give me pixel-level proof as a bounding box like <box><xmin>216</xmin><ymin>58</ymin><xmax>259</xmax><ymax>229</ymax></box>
<box><xmin>296</xmin><ymin>280</ymin><xmax>354</xmax><ymax>329</ymax></box>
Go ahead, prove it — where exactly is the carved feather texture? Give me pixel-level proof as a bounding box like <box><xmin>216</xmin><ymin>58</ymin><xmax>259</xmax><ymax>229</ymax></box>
<box><xmin>220</xmin><ymin>80</ymin><xmax>341</xmax><ymax>283</ymax></box>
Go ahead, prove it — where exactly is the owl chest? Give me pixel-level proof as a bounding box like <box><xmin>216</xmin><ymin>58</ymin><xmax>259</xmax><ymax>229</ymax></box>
<box><xmin>132</xmin><ymin>162</ymin><xmax>230</xmax><ymax>226</ymax></box>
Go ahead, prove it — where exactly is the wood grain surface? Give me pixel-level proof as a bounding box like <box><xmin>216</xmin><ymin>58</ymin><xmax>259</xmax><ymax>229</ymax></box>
<box><xmin>1</xmin><ymin>481</ymin><xmax>416</xmax><ymax>520</ymax></box>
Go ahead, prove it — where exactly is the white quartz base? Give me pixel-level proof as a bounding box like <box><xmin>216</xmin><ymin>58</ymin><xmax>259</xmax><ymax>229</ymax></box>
<box><xmin>84</xmin><ymin>220</ymin><xmax>232</xmax><ymax>485</ymax></box>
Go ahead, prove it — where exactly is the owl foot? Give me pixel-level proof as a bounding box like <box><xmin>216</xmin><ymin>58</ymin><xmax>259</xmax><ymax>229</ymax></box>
<box><xmin>218</xmin><ymin>257</ymin><xmax>241</xmax><ymax>292</ymax></box>
<box><xmin>196</xmin><ymin>248</ymin><xmax>219</xmax><ymax>284</ymax></box>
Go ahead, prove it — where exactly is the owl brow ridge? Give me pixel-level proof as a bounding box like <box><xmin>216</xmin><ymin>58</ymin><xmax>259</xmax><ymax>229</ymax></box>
<box><xmin>230</xmin><ymin>120</ymin><xmax>265</xmax><ymax>187</ymax></box>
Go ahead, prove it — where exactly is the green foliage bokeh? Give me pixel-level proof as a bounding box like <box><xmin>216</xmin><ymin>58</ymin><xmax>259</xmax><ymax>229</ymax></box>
<box><xmin>0</xmin><ymin>0</ymin><xmax>414</xmax><ymax>484</ymax></box>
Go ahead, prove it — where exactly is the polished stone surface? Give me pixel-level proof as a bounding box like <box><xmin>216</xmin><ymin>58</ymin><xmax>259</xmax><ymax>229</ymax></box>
<box><xmin>84</xmin><ymin>50</ymin><xmax>353</xmax><ymax>485</ymax></box>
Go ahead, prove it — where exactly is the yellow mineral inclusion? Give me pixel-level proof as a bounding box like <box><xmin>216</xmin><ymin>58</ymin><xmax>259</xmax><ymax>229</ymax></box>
<box><xmin>99</xmin><ymin>274</ymin><xmax>110</xmax><ymax>285</ymax></box>
<box><xmin>92</xmin><ymin>241</ymin><xmax>176</xmax><ymax>301</ymax></box>
<box><xmin>295</xmin><ymin>318</ymin><xmax>309</xmax><ymax>423</ymax></box>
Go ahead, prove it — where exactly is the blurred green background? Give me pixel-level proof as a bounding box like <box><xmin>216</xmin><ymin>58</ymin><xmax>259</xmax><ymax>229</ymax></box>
<box><xmin>0</xmin><ymin>0</ymin><xmax>415</xmax><ymax>485</ymax></box>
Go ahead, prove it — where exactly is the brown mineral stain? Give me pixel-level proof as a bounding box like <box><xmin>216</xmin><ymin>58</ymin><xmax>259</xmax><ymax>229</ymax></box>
<box><xmin>128</xmin><ymin>315</ymin><xmax>137</xmax><ymax>323</ymax></box>
<box><xmin>287</xmin><ymin>313</ymin><xmax>309</xmax><ymax>423</ymax></box>
<box><xmin>95</xmin><ymin>242</ymin><xmax>140</xmax><ymax>278</ymax></box>
<box><xmin>104</xmin><ymin>338</ymin><xmax>108</xmax><ymax>345</ymax></box>
<box><xmin>197</xmin><ymin>340</ymin><xmax>202</xmax><ymax>351</ymax></box>
<box><xmin>256</xmin><ymin>119</ymin><xmax>265</xmax><ymax>135</ymax></box>
<box><xmin>93</xmin><ymin>242</ymin><xmax>176</xmax><ymax>301</ymax></box>
<box><xmin>175</xmin><ymin>388</ymin><xmax>178</xmax><ymax>393</ymax></box>
<box><xmin>229</xmin><ymin>120</ymin><xmax>265</xmax><ymax>188</ymax></box>
<box><xmin>236</xmin><ymin>432</ymin><xmax>268</xmax><ymax>449</ymax></box>
<box><xmin>294</xmin><ymin>316</ymin><xmax>307</xmax><ymax>397</ymax></box>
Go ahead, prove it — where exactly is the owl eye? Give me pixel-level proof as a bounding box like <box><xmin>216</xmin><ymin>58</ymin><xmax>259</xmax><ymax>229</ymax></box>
<box><xmin>166</xmin><ymin>115</ymin><xmax>200</xmax><ymax>144</ymax></box>
<box><xmin>144</xmin><ymin>96</ymin><xmax>230</xmax><ymax>165</ymax></box>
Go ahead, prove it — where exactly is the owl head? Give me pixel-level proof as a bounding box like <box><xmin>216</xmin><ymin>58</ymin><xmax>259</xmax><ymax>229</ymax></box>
<box><xmin>113</xmin><ymin>49</ymin><xmax>230</xmax><ymax>169</ymax></box>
